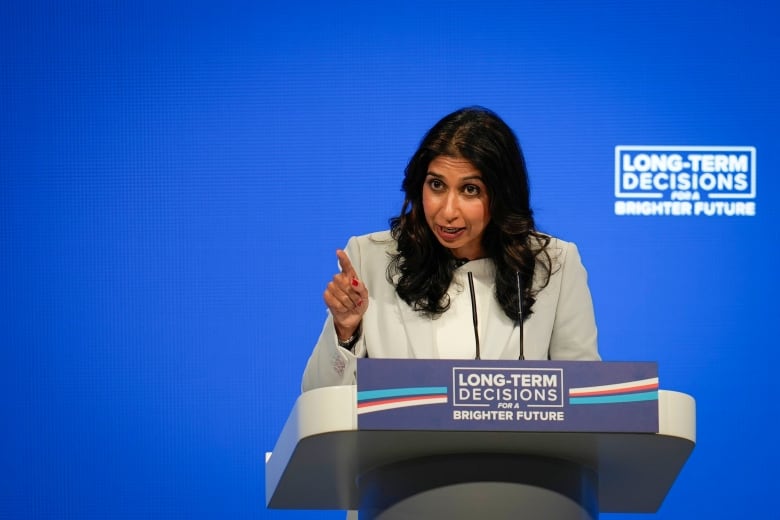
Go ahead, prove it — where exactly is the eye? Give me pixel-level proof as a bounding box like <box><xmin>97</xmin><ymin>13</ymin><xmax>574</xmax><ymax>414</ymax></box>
<box><xmin>463</xmin><ymin>184</ymin><xmax>481</xmax><ymax>196</ymax></box>
<box><xmin>426</xmin><ymin>177</ymin><xmax>445</xmax><ymax>191</ymax></box>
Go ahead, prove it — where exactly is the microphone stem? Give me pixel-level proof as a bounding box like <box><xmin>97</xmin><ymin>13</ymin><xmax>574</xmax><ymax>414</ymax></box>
<box><xmin>516</xmin><ymin>271</ymin><xmax>525</xmax><ymax>360</ymax></box>
<box><xmin>467</xmin><ymin>272</ymin><xmax>480</xmax><ymax>360</ymax></box>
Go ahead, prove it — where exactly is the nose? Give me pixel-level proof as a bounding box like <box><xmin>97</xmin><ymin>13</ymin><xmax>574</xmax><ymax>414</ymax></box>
<box><xmin>441</xmin><ymin>191</ymin><xmax>460</xmax><ymax>221</ymax></box>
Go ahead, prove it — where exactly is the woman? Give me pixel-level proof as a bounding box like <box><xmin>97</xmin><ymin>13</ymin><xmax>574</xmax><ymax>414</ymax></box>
<box><xmin>302</xmin><ymin>107</ymin><xmax>599</xmax><ymax>391</ymax></box>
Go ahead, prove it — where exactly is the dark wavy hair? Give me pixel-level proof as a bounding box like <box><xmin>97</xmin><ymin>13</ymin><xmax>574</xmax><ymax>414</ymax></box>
<box><xmin>388</xmin><ymin>106</ymin><xmax>552</xmax><ymax>321</ymax></box>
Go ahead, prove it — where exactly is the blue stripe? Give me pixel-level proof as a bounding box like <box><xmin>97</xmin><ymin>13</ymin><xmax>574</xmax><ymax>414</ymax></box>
<box><xmin>357</xmin><ymin>386</ymin><xmax>448</xmax><ymax>402</ymax></box>
<box><xmin>569</xmin><ymin>390</ymin><xmax>659</xmax><ymax>405</ymax></box>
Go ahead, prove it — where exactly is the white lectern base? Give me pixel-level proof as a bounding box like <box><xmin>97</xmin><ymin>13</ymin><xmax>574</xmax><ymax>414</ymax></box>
<box><xmin>359</xmin><ymin>454</ymin><xmax>597</xmax><ymax>520</ymax></box>
<box><xmin>266</xmin><ymin>386</ymin><xmax>695</xmax><ymax>517</ymax></box>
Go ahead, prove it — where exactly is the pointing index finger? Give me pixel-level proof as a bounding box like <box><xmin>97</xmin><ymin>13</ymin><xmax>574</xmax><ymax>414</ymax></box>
<box><xmin>336</xmin><ymin>249</ymin><xmax>357</xmax><ymax>278</ymax></box>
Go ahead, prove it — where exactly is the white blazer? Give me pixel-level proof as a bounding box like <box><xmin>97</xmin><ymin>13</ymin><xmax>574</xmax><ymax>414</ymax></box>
<box><xmin>301</xmin><ymin>231</ymin><xmax>599</xmax><ymax>391</ymax></box>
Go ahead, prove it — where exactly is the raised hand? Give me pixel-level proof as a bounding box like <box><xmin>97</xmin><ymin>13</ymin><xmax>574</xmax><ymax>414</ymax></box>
<box><xmin>323</xmin><ymin>249</ymin><xmax>368</xmax><ymax>342</ymax></box>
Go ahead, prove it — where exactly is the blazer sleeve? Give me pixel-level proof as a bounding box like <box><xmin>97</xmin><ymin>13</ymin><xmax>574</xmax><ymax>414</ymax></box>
<box><xmin>548</xmin><ymin>241</ymin><xmax>600</xmax><ymax>360</ymax></box>
<box><xmin>300</xmin><ymin>236</ymin><xmax>367</xmax><ymax>392</ymax></box>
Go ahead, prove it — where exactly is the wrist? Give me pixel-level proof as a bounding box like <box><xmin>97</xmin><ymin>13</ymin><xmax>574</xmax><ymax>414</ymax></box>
<box><xmin>336</xmin><ymin>323</ymin><xmax>362</xmax><ymax>350</ymax></box>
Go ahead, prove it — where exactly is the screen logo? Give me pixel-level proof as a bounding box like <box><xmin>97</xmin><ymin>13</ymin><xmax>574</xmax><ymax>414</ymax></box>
<box><xmin>614</xmin><ymin>146</ymin><xmax>756</xmax><ymax>217</ymax></box>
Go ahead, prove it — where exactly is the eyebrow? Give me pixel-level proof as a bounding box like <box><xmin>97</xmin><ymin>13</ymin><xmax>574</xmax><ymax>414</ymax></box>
<box><xmin>425</xmin><ymin>171</ymin><xmax>484</xmax><ymax>182</ymax></box>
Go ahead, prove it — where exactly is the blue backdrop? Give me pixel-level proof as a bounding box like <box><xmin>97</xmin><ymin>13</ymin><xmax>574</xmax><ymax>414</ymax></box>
<box><xmin>2</xmin><ymin>1</ymin><xmax>778</xmax><ymax>518</ymax></box>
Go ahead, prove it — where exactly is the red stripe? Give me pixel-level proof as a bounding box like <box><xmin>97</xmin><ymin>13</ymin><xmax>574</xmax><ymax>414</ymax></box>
<box><xmin>357</xmin><ymin>394</ymin><xmax>447</xmax><ymax>409</ymax></box>
<box><xmin>570</xmin><ymin>382</ymin><xmax>658</xmax><ymax>397</ymax></box>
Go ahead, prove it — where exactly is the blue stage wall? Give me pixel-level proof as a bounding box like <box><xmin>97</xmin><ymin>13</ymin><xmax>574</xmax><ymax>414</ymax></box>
<box><xmin>2</xmin><ymin>1</ymin><xmax>778</xmax><ymax>518</ymax></box>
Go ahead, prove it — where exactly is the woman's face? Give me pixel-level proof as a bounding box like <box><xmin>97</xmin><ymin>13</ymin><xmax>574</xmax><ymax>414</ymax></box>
<box><xmin>422</xmin><ymin>155</ymin><xmax>491</xmax><ymax>260</ymax></box>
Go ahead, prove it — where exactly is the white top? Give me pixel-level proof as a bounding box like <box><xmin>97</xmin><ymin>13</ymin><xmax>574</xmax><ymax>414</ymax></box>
<box><xmin>434</xmin><ymin>259</ymin><xmax>495</xmax><ymax>359</ymax></box>
<box><xmin>302</xmin><ymin>231</ymin><xmax>599</xmax><ymax>392</ymax></box>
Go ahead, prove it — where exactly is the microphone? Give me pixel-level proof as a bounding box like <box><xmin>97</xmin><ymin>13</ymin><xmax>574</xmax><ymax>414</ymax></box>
<box><xmin>516</xmin><ymin>271</ymin><xmax>525</xmax><ymax>360</ymax></box>
<box><xmin>467</xmin><ymin>272</ymin><xmax>480</xmax><ymax>360</ymax></box>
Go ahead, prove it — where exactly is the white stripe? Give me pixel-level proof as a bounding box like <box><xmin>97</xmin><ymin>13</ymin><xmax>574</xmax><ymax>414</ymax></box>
<box><xmin>569</xmin><ymin>377</ymin><xmax>659</xmax><ymax>395</ymax></box>
<box><xmin>357</xmin><ymin>396</ymin><xmax>448</xmax><ymax>415</ymax></box>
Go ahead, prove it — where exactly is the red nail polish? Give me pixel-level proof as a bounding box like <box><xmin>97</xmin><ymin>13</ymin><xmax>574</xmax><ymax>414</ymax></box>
<box><xmin>351</xmin><ymin>278</ymin><xmax>359</xmax><ymax>287</ymax></box>
<box><xmin>357</xmin><ymin>299</ymin><xmax>363</xmax><ymax>307</ymax></box>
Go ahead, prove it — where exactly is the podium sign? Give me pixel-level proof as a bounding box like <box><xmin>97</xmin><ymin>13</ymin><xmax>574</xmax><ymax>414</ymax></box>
<box><xmin>357</xmin><ymin>359</ymin><xmax>658</xmax><ymax>433</ymax></box>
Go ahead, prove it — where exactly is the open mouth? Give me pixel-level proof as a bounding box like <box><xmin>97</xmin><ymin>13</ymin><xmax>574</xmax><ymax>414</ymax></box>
<box><xmin>437</xmin><ymin>225</ymin><xmax>465</xmax><ymax>240</ymax></box>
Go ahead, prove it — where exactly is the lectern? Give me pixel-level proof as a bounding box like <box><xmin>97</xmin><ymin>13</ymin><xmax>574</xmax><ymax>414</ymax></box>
<box><xmin>265</xmin><ymin>360</ymin><xmax>695</xmax><ymax>519</ymax></box>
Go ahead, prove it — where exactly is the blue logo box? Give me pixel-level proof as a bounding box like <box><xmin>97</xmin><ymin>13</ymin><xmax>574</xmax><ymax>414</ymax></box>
<box><xmin>357</xmin><ymin>359</ymin><xmax>659</xmax><ymax>433</ymax></box>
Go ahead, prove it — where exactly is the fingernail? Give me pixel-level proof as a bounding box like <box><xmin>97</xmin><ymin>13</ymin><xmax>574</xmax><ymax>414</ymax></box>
<box><xmin>357</xmin><ymin>299</ymin><xmax>363</xmax><ymax>307</ymax></box>
<box><xmin>351</xmin><ymin>278</ymin><xmax>359</xmax><ymax>287</ymax></box>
